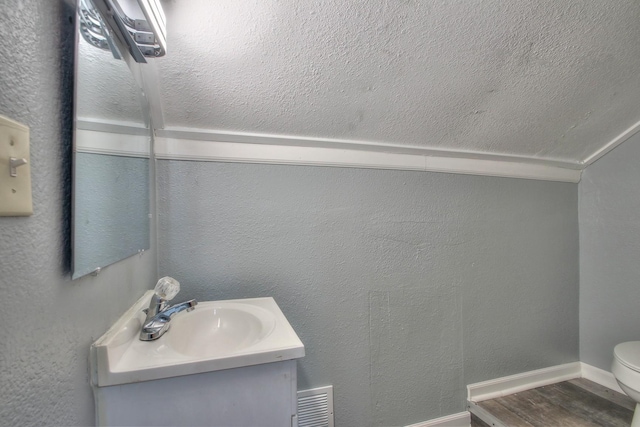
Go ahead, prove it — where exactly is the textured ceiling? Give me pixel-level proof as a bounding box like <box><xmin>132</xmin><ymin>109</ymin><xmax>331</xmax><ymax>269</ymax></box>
<box><xmin>77</xmin><ymin>33</ymin><xmax>144</xmax><ymax>124</ymax></box>
<box><xmin>156</xmin><ymin>0</ymin><xmax>640</xmax><ymax>165</ymax></box>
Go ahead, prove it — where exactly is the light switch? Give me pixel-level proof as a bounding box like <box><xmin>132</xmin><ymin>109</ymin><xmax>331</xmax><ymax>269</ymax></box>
<box><xmin>0</xmin><ymin>115</ymin><xmax>32</xmax><ymax>216</ymax></box>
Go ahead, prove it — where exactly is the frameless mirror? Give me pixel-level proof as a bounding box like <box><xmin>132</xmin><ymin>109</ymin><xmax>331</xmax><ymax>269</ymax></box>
<box><xmin>72</xmin><ymin>0</ymin><xmax>151</xmax><ymax>279</ymax></box>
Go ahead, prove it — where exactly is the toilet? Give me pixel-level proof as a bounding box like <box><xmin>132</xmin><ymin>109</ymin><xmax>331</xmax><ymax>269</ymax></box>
<box><xmin>612</xmin><ymin>341</ymin><xmax>640</xmax><ymax>427</ymax></box>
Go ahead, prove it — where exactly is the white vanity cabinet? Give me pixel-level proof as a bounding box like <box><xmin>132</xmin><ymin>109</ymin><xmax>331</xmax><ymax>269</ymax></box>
<box><xmin>90</xmin><ymin>291</ymin><xmax>304</xmax><ymax>427</ymax></box>
<box><xmin>93</xmin><ymin>360</ymin><xmax>298</xmax><ymax>426</ymax></box>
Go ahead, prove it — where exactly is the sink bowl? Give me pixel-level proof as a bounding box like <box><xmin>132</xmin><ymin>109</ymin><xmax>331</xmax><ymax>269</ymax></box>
<box><xmin>90</xmin><ymin>291</ymin><xmax>304</xmax><ymax>387</ymax></box>
<box><xmin>166</xmin><ymin>302</ymin><xmax>277</xmax><ymax>358</ymax></box>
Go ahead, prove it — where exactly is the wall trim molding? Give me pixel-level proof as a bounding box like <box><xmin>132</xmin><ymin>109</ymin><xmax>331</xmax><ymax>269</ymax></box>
<box><xmin>155</xmin><ymin>127</ymin><xmax>581</xmax><ymax>169</ymax></box>
<box><xmin>75</xmin><ymin>119</ymin><xmax>150</xmax><ymax>158</ymax></box>
<box><xmin>405</xmin><ymin>411</ymin><xmax>471</xmax><ymax>427</ymax></box>
<box><xmin>154</xmin><ymin>135</ymin><xmax>582</xmax><ymax>183</ymax></box>
<box><xmin>580</xmin><ymin>362</ymin><xmax>624</xmax><ymax>394</ymax></box>
<box><xmin>76</xmin><ymin>129</ymin><xmax>150</xmax><ymax>158</ymax></box>
<box><xmin>467</xmin><ymin>362</ymin><xmax>582</xmax><ymax>402</ymax></box>
<box><xmin>582</xmin><ymin>119</ymin><xmax>640</xmax><ymax>167</ymax></box>
<box><xmin>76</xmin><ymin>118</ymin><xmax>149</xmax><ymax>136</ymax></box>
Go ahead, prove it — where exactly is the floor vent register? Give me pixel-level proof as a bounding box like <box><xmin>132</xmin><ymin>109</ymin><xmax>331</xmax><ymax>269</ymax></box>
<box><xmin>297</xmin><ymin>385</ymin><xmax>334</xmax><ymax>427</ymax></box>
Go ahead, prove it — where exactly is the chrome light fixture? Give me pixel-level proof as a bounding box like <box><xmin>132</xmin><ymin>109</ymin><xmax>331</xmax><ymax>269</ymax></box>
<box><xmin>137</xmin><ymin>0</ymin><xmax>166</xmax><ymax>54</ymax></box>
<box><xmin>78</xmin><ymin>0</ymin><xmax>122</xmax><ymax>59</ymax></box>
<box><xmin>89</xmin><ymin>0</ymin><xmax>167</xmax><ymax>63</ymax></box>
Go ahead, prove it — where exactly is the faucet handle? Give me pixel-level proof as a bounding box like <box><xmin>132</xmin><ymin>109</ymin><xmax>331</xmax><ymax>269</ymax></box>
<box><xmin>154</xmin><ymin>276</ymin><xmax>180</xmax><ymax>301</ymax></box>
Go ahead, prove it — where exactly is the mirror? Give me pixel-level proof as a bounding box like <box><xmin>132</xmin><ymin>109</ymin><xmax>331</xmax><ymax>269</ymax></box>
<box><xmin>72</xmin><ymin>1</ymin><xmax>151</xmax><ymax>279</ymax></box>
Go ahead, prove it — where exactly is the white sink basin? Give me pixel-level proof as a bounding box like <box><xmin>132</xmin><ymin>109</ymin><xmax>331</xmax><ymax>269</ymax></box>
<box><xmin>90</xmin><ymin>291</ymin><xmax>304</xmax><ymax>387</ymax></box>
<box><xmin>166</xmin><ymin>302</ymin><xmax>277</xmax><ymax>358</ymax></box>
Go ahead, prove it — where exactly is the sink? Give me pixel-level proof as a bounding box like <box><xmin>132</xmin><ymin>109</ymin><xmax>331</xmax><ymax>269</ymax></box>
<box><xmin>90</xmin><ymin>290</ymin><xmax>304</xmax><ymax>387</ymax></box>
<box><xmin>166</xmin><ymin>302</ymin><xmax>277</xmax><ymax>358</ymax></box>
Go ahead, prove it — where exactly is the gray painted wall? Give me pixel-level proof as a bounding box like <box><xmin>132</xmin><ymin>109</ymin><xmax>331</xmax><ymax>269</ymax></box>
<box><xmin>74</xmin><ymin>153</ymin><xmax>150</xmax><ymax>278</ymax></box>
<box><xmin>0</xmin><ymin>1</ymin><xmax>156</xmax><ymax>425</ymax></box>
<box><xmin>579</xmin><ymin>133</ymin><xmax>640</xmax><ymax>370</ymax></box>
<box><xmin>157</xmin><ymin>160</ymin><xmax>580</xmax><ymax>426</ymax></box>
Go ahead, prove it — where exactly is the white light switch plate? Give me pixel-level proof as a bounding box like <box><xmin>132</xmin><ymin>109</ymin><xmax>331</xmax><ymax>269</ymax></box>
<box><xmin>0</xmin><ymin>115</ymin><xmax>32</xmax><ymax>216</ymax></box>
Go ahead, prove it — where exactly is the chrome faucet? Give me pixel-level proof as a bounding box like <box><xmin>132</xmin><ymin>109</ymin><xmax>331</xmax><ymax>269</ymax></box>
<box><xmin>140</xmin><ymin>277</ymin><xmax>197</xmax><ymax>341</ymax></box>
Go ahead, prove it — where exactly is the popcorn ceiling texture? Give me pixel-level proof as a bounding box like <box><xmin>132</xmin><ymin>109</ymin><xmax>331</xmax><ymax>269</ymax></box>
<box><xmin>76</xmin><ymin>36</ymin><xmax>145</xmax><ymax>124</ymax></box>
<box><xmin>0</xmin><ymin>1</ymin><xmax>156</xmax><ymax>425</ymax></box>
<box><xmin>157</xmin><ymin>0</ymin><xmax>640</xmax><ymax>164</ymax></box>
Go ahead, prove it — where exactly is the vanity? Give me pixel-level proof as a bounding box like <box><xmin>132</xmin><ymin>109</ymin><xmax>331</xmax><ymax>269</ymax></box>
<box><xmin>90</xmin><ymin>290</ymin><xmax>305</xmax><ymax>426</ymax></box>
<box><xmin>76</xmin><ymin>2</ymin><xmax>306</xmax><ymax>425</ymax></box>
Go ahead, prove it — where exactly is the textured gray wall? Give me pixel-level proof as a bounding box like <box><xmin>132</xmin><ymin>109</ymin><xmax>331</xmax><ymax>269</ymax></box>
<box><xmin>0</xmin><ymin>1</ymin><xmax>156</xmax><ymax>425</ymax></box>
<box><xmin>74</xmin><ymin>153</ymin><xmax>150</xmax><ymax>278</ymax></box>
<box><xmin>157</xmin><ymin>161</ymin><xmax>580</xmax><ymax>426</ymax></box>
<box><xmin>579</xmin><ymin>133</ymin><xmax>640</xmax><ymax>370</ymax></box>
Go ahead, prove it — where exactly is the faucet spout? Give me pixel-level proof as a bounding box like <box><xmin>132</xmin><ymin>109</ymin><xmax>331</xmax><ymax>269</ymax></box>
<box><xmin>140</xmin><ymin>298</ymin><xmax>198</xmax><ymax>341</ymax></box>
<box><xmin>161</xmin><ymin>299</ymin><xmax>198</xmax><ymax>318</ymax></box>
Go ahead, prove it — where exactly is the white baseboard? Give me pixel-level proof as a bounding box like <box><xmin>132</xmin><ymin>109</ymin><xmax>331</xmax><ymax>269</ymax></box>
<box><xmin>465</xmin><ymin>362</ymin><xmax>629</xmax><ymax>427</ymax></box>
<box><xmin>580</xmin><ymin>362</ymin><xmax>624</xmax><ymax>394</ymax></box>
<box><xmin>405</xmin><ymin>411</ymin><xmax>470</xmax><ymax>427</ymax></box>
<box><xmin>413</xmin><ymin>363</ymin><xmax>626</xmax><ymax>427</ymax></box>
<box><xmin>467</xmin><ymin>361</ymin><xmax>627</xmax><ymax>405</ymax></box>
<box><xmin>467</xmin><ymin>362</ymin><xmax>582</xmax><ymax>402</ymax></box>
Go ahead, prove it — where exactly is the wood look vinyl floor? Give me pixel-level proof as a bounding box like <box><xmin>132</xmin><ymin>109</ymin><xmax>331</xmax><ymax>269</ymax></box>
<box><xmin>470</xmin><ymin>378</ymin><xmax>636</xmax><ymax>427</ymax></box>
